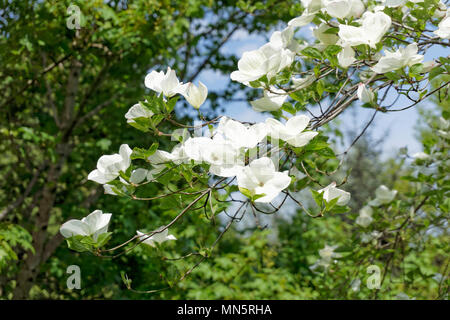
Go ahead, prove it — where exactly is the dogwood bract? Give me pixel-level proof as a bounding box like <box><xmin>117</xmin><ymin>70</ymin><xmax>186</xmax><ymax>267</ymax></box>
<box><xmin>357</xmin><ymin>83</ymin><xmax>375</xmax><ymax>104</ymax></box>
<box><xmin>144</xmin><ymin>67</ymin><xmax>186</xmax><ymax>97</ymax></box>
<box><xmin>125</xmin><ymin>103</ymin><xmax>153</xmax><ymax>124</ymax></box>
<box><xmin>148</xmin><ymin>145</ymin><xmax>186</xmax><ymax>165</ymax></box>
<box><xmin>337</xmin><ymin>46</ymin><xmax>356</xmax><ymax>68</ymax></box>
<box><xmin>230</xmin><ymin>43</ymin><xmax>294</xmax><ymax>85</ymax></box>
<box><xmin>88</xmin><ymin>144</ymin><xmax>132</xmax><ymax>184</ymax></box>
<box><xmin>313</xmin><ymin>23</ymin><xmax>339</xmax><ymax>45</ymax></box>
<box><xmin>130</xmin><ymin>168</ymin><xmax>149</xmax><ymax>184</ymax></box>
<box><xmin>356</xmin><ymin>206</ymin><xmax>374</xmax><ymax>227</ymax></box>
<box><xmin>250</xmin><ymin>88</ymin><xmax>287</xmax><ymax>112</ymax></box>
<box><xmin>371</xmin><ymin>43</ymin><xmax>424</xmax><ymax>74</ymax></box>
<box><xmin>311</xmin><ymin>244</ymin><xmax>342</xmax><ymax>270</ymax></box>
<box><xmin>181</xmin><ymin>81</ymin><xmax>208</xmax><ymax>109</ymax></box>
<box><xmin>136</xmin><ymin>229</ymin><xmax>177</xmax><ymax>247</ymax></box>
<box><xmin>318</xmin><ymin>182</ymin><xmax>351</xmax><ymax>206</ymax></box>
<box><xmin>265</xmin><ymin>115</ymin><xmax>318</xmax><ymax>147</ymax></box>
<box><xmin>338</xmin><ymin>11</ymin><xmax>391</xmax><ymax>48</ymax></box>
<box><xmin>412</xmin><ymin>152</ymin><xmax>430</xmax><ymax>160</ymax></box>
<box><xmin>434</xmin><ymin>9</ymin><xmax>450</xmax><ymax>39</ymax></box>
<box><xmin>60</xmin><ymin>210</ymin><xmax>112</xmax><ymax>241</ymax></box>
<box><xmin>322</xmin><ymin>0</ymin><xmax>365</xmax><ymax>19</ymax></box>
<box><xmin>292</xmin><ymin>75</ymin><xmax>316</xmax><ymax>90</ymax></box>
<box><xmin>237</xmin><ymin>157</ymin><xmax>291</xmax><ymax>203</ymax></box>
<box><xmin>369</xmin><ymin>185</ymin><xmax>397</xmax><ymax>206</ymax></box>
<box><xmin>216</xmin><ymin>117</ymin><xmax>268</xmax><ymax>149</ymax></box>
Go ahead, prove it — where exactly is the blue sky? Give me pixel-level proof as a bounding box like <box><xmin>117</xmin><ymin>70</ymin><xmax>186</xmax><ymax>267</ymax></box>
<box><xmin>195</xmin><ymin>27</ymin><xmax>446</xmax><ymax>157</ymax></box>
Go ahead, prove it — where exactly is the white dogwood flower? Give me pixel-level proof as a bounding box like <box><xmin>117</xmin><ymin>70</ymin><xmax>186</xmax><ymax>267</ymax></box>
<box><xmin>292</xmin><ymin>75</ymin><xmax>316</xmax><ymax>90</ymax></box>
<box><xmin>370</xmin><ymin>185</ymin><xmax>397</xmax><ymax>206</ymax></box>
<box><xmin>323</xmin><ymin>0</ymin><xmax>350</xmax><ymax>19</ymax></box>
<box><xmin>130</xmin><ymin>168</ymin><xmax>149</xmax><ymax>184</ymax></box>
<box><xmin>351</xmin><ymin>278</ymin><xmax>362</xmax><ymax>291</ymax></box>
<box><xmin>382</xmin><ymin>0</ymin><xmax>406</xmax><ymax>7</ymax></box>
<box><xmin>203</xmin><ymin>137</ymin><xmax>244</xmax><ymax>177</ymax></box>
<box><xmin>338</xmin><ymin>11</ymin><xmax>391</xmax><ymax>48</ymax></box>
<box><xmin>319</xmin><ymin>244</ymin><xmax>341</xmax><ymax>261</ymax></box>
<box><xmin>125</xmin><ymin>103</ymin><xmax>153</xmax><ymax>124</ymax></box>
<box><xmin>230</xmin><ymin>43</ymin><xmax>294</xmax><ymax>85</ymax></box>
<box><xmin>182</xmin><ymin>81</ymin><xmax>208</xmax><ymax>109</ymax></box>
<box><xmin>168</xmin><ymin>134</ymin><xmax>244</xmax><ymax>177</ymax></box>
<box><xmin>60</xmin><ymin>210</ymin><xmax>112</xmax><ymax>240</ymax></box>
<box><xmin>433</xmin><ymin>1</ymin><xmax>447</xmax><ymax>19</ymax></box>
<box><xmin>146</xmin><ymin>165</ymin><xmax>166</xmax><ymax>181</ymax></box>
<box><xmin>144</xmin><ymin>67</ymin><xmax>186</xmax><ymax>97</ymax></box>
<box><xmin>323</xmin><ymin>0</ymin><xmax>364</xmax><ymax>19</ymax></box>
<box><xmin>302</xmin><ymin>0</ymin><xmax>323</xmax><ymax>12</ymax></box>
<box><xmin>357</xmin><ymin>83</ymin><xmax>375</xmax><ymax>104</ymax></box>
<box><xmin>88</xmin><ymin>144</ymin><xmax>132</xmax><ymax>184</ymax></box>
<box><xmin>360</xmin><ymin>230</ymin><xmax>382</xmax><ymax>243</ymax></box>
<box><xmin>318</xmin><ymin>182</ymin><xmax>351</xmax><ymax>206</ymax></box>
<box><xmin>103</xmin><ymin>184</ymin><xmax>127</xmax><ymax>196</ymax></box>
<box><xmin>337</xmin><ymin>45</ymin><xmax>356</xmax><ymax>68</ymax></box>
<box><xmin>269</xmin><ymin>26</ymin><xmax>301</xmax><ymax>52</ymax></box>
<box><xmin>310</xmin><ymin>244</ymin><xmax>342</xmax><ymax>270</ymax></box>
<box><xmin>412</xmin><ymin>152</ymin><xmax>430</xmax><ymax>160</ymax></box>
<box><xmin>237</xmin><ymin>157</ymin><xmax>291</xmax><ymax>203</ymax></box>
<box><xmin>313</xmin><ymin>23</ymin><xmax>339</xmax><ymax>45</ymax></box>
<box><xmin>356</xmin><ymin>206</ymin><xmax>374</xmax><ymax>227</ymax></box>
<box><xmin>182</xmin><ymin>137</ymin><xmax>215</xmax><ymax>162</ymax></box>
<box><xmin>348</xmin><ymin>0</ymin><xmax>365</xmax><ymax>17</ymax></box>
<box><xmin>422</xmin><ymin>60</ymin><xmax>437</xmax><ymax>73</ymax></box>
<box><xmin>148</xmin><ymin>150</ymin><xmax>175</xmax><ymax>164</ymax></box>
<box><xmin>371</xmin><ymin>43</ymin><xmax>424</xmax><ymax>74</ymax></box>
<box><xmin>250</xmin><ymin>88</ymin><xmax>287</xmax><ymax>112</ymax></box>
<box><xmin>266</xmin><ymin>115</ymin><xmax>318</xmax><ymax>147</ymax></box>
<box><xmin>439</xmin><ymin>117</ymin><xmax>449</xmax><ymax>130</ymax></box>
<box><xmin>137</xmin><ymin>229</ymin><xmax>176</xmax><ymax>247</ymax></box>
<box><xmin>217</xmin><ymin>117</ymin><xmax>268</xmax><ymax>149</ymax></box>
<box><xmin>288</xmin><ymin>11</ymin><xmax>316</xmax><ymax>27</ymax></box>
<box><xmin>148</xmin><ymin>144</ymin><xmax>186</xmax><ymax>165</ymax></box>
<box><xmin>288</xmin><ymin>0</ymin><xmax>321</xmax><ymax>26</ymax></box>
<box><xmin>434</xmin><ymin>9</ymin><xmax>450</xmax><ymax>39</ymax></box>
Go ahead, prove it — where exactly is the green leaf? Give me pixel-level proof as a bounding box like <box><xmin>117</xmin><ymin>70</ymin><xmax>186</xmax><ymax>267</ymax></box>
<box><xmin>149</xmin><ymin>114</ymin><xmax>165</xmax><ymax>129</ymax></box>
<box><xmin>120</xmin><ymin>271</ymin><xmax>132</xmax><ymax>289</ymax></box>
<box><xmin>128</xmin><ymin>117</ymin><xmax>151</xmax><ymax>132</ymax></box>
<box><xmin>239</xmin><ymin>187</ymin><xmax>266</xmax><ymax>202</ymax></box>
<box><xmin>429</xmin><ymin>66</ymin><xmax>444</xmax><ymax>80</ymax></box>
<box><xmin>66</xmin><ymin>235</ymin><xmax>92</xmax><ymax>253</ymax></box>
<box><xmin>282</xmin><ymin>102</ymin><xmax>297</xmax><ymax>115</ymax></box>
<box><xmin>317</xmin><ymin>147</ymin><xmax>336</xmax><ymax>158</ymax></box>
<box><xmin>324</xmin><ymin>197</ymin><xmax>339</xmax><ymax>211</ymax></box>
<box><xmin>301</xmin><ymin>47</ymin><xmax>323</xmax><ymax>60</ymax></box>
<box><xmin>409</xmin><ymin>63</ymin><xmax>423</xmax><ymax>76</ymax></box>
<box><xmin>384</xmin><ymin>71</ymin><xmax>401</xmax><ymax>81</ymax></box>
<box><xmin>324</xmin><ymin>44</ymin><xmax>342</xmax><ymax>56</ymax></box>
<box><xmin>95</xmin><ymin>232</ymin><xmax>112</xmax><ymax>248</ymax></box>
<box><xmin>290</xmin><ymin>91</ymin><xmax>305</xmax><ymax>102</ymax></box>
<box><xmin>306</xmin><ymin>139</ymin><xmax>328</xmax><ymax>151</ymax></box>
<box><xmin>131</xmin><ymin>143</ymin><xmax>159</xmax><ymax>160</ymax></box>
<box><xmin>311</xmin><ymin>189</ymin><xmax>323</xmax><ymax>207</ymax></box>
<box><xmin>316</xmin><ymin>80</ymin><xmax>325</xmax><ymax>97</ymax></box>
<box><xmin>166</xmin><ymin>96</ymin><xmax>179</xmax><ymax>113</ymax></box>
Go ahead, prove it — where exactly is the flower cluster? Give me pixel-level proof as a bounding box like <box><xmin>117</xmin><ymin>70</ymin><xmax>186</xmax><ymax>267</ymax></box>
<box><xmin>311</xmin><ymin>244</ymin><xmax>342</xmax><ymax>271</ymax></box>
<box><xmin>58</xmin><ymin>1</ymin><xmax>449</xmax><ymax>283</ymax></box>
<box><xmin>90</xmin><ymin>61</ymin><xmax>327</xmax><ymax>203</ymax></box>
<box><xmin>354</xmin><ymin>185</ymin><xmax>397</xmax><ymax>228</ymax></box>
